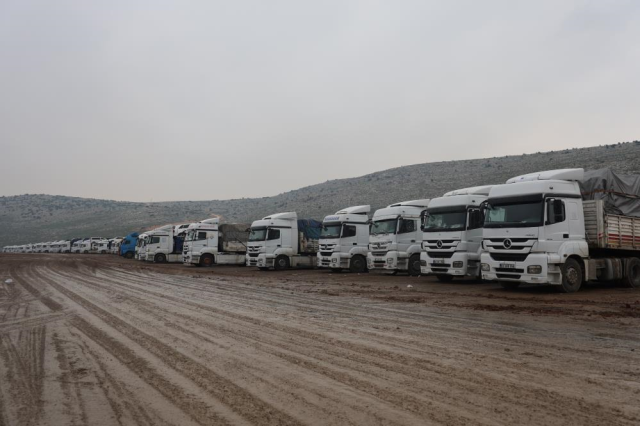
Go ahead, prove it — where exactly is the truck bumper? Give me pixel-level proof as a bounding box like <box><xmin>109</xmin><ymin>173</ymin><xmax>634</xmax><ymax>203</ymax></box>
<box><xmin>247</xmin><ymin>254</ymin><xmax>273</xmax><ymax>268</ymax></box>
<box><xmin>420</xmin><ymin>252</ymin><xmax>479</xmax><ymax>277</ymax></box>
<box><xmin>480</xmin><ymin>253</ymin><xmax>562</xmax><ymax>285</ymax></box>
<box><xmin>317</xmin><ymin>253</ymin><xmax>350</xmax><ymax>269</ymax></box>
<box><xmin>367</xmin><ymin>251</ymin><xmax>407</xmax><ymax>271</ymax></box>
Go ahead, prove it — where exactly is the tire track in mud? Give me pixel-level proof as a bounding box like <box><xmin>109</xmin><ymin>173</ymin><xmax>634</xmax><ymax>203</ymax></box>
<box><xmin>44</xmin><ymin>277</ymin><xmax>304</xmax><ymax>426</ymax></box>
<box><xmin>44</xmin><ymin>262</ymin><xmax>640</xmax><ymax>425</ymax></box>
<box><xmin>0</xmin><ymin>326</ymin><xmax>47</xmax><ymax>426</ymax></box>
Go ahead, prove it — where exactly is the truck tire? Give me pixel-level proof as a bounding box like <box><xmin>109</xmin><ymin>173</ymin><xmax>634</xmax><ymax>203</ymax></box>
<box><xmin>436</xmin><ymin>274</ymin><xmax>454</xmax><ymax>282</ymax></box>
<box><xmin>408</xmin><ymin>254</ymin><xmax>421</xmax><ymax>276</ymax></box>
<box><xmin>274</xmin><ymin>255</ymin><xmax>289</xmax><ymax>271</ymax></box>
<box><xmin>621</xmin><ymin>257</ymin><xmax>640</xmax><ymax>288</ymax></box>
<box><xmin>124</xmin><ymin>251</ymin><xmax>134</xmax><ymax>259</ymax></box>
<box><xmin>559</xmin><ymin>258</ymin><xmax>582</xmax><ymax>293</ymax></box>
<box><xmin>154</xmin><ymin>253</ymin><xmax>167</xmax><ymax>264</ymax></box>
<box><xmin>350</xmin><ymin>255</ymin><xmax>366</xmax><ymax>273</ymax></box>
<box><xmin>500</xmin><ymin>281</ymin><xmax>520</xmax><ymax>290</ymax></box>
<box><xmin>200</xmin><ymin>254</ymin><xmax>215</xmax><ymax>267</ymax></box>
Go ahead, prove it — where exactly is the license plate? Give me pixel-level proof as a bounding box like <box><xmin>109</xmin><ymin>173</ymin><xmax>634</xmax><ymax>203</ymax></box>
<box><xmin>433</xmin><ymin>259</ymin><xmax>445</xmax><ymax>264</ymax></box>
<box><xmin>499</xmin><ymin>263</ymin><xmax>516</xmax><ymax>269</ymax></box>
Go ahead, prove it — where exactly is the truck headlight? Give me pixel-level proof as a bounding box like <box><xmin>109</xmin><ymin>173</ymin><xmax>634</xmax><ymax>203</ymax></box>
<box><xmin>387</xmin><ymin>258</ymin><xmax>394</xmax><ymax>265</ymax></box>
<box><xmin>453</xmin><ymin>261</ymin><xmax>463</xmax><ymax>268</ymax></box>
<box><xmin>420</xmin><ymin>260</ymin><xmax>427</xmax><ymax>266</ymax></box>
<box><xmin>527</xmin><ymin>265</ymin><xmax>542</xmax><ymax>274</ymax></box>
<box><xmin>332</xmin><ymin>258</ymin><xmax>337</xmax><ymax>263</ymax></box>
<box><xmin>481</xmin><ymin>263</ymin><xmax>490</xmax><ymax>272</ymax></box>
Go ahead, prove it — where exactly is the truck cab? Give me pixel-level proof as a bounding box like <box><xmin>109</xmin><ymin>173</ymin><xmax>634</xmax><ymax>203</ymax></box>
<box><xmin>420</xmin><ymin>186</ymin><xmax>491</xmax><ymax>281</ymax></box>
<box><xmin>183</xmin><ymin>218</ymin><xmax>249</xmax><ymax>267</ymax></box>
<box><xmin>143</xmin><ymin>225</ymin><xmax>186</xmax><ymax>263</ymax></box>
<box><xmin>480</xmin><ymin>169</ymin><xmax>588</xmax><ymax>291</ymax></box>
<box><xmin>246</xmin><ymin>212</ymin><xmax>321</xmax><ymax>270</ymax></box>
<box><xmin>367</xmin><ymin>200</ymin><xmax>430</xmax><ymax>276</ymax></box>
<box><xmin>317</xmin><ymin>205</ymin><xmax>371</xmax><ymax>272</ymax></box>
<box><xmin>119</xmin><ymin>233</ymin><xmax>139</xmax><ymax>259</ymax></box>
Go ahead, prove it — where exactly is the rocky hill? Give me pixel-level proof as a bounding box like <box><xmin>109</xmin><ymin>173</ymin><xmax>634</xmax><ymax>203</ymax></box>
<box><xmin>2</xmin><ymin>141</ymin><xmax>640</xmax><ymax>247</ymax></box>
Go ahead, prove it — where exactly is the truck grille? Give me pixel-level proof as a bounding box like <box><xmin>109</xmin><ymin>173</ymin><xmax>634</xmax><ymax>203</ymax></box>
<box><xmin>320</xmin><ymin>251</ymin><xmax>333</xmax><ymax>257</ymax></box>
<box><xmin>427</xmin><ymin>251</ymin><xmax>455</xmax><ymax>259</ymax></box>
<box><xmin>248</xmin><ymin>253</ymin><xmax>259</xmax><ymax>258</ymax></box>
<box><xmin>490</xmin><ymin>253</ymin><xmax>529</xmax><ymax>262</ymax></box>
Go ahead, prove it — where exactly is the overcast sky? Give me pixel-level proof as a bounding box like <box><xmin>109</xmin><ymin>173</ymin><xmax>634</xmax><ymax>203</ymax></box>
<box><xmin>1</xmin><ymin>1</ymin><xmax>639</xmax><ymax>202</ymax></box>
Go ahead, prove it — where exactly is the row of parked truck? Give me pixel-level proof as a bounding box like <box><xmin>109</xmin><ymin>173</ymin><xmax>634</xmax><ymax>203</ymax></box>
<box><xmin>4</xmin><ymin>168</ymin><xmax>640</xmax><ymax>293</ymax></box>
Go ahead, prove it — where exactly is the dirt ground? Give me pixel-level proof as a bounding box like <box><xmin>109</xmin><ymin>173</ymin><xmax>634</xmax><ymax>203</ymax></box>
<box><xmin>0</xmin><ymin>254</ymin><xmax>639</xmax><ymax>426</ymax></box>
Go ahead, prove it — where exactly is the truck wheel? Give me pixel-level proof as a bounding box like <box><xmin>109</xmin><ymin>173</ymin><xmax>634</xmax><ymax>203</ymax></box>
<box><xmin>436</xmin><ymin>274</ymin><xmax>454</xmax><ymax>282</ymax></box>
<box><xmin>408</xmin><ymin>254</ymin><xmax>421</xmax><ymax>276</ymax></box>
<box><xmin>621</xmin><ymin>257</ymin><xmax>640</xmax><ymax>288</ymax></box>
<box><xmin>559</xmin><ymin>258</ymin><xmax>582</xmax><ymax>293</ymax></box>
<box><xmin>124</xmin><ymin>251</ymin><xmax>134</xmax><ymax>259</ymax></box>
<box><xmin>500</xmin><ymin>281</ymin><xmax>520</xmax><ymax>290</ymax></box>
<box><xmin>350</xmin><ymin>255</ymin><xmax>366</xmax><ymax>273</ymax></box>
<box><xmin>154</xmin><ymin>253</ymin><xmax>167</xmax><ymax>264</ymax></box>
<box><xmin>200</xmin><ymin>254</ymin><xmax>214</xmax><ymax>267</ymax></box>
<box><xmin>274</xmin><ymin>255</ymin><xmax>289</xmax><ymax>271</ymax></box>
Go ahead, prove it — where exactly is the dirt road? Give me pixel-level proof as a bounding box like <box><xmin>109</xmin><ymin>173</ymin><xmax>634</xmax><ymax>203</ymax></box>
<box><xmin>1</xmin><ymin>254</ymin><xmax>639</xmax><ymax>425</ymax></box>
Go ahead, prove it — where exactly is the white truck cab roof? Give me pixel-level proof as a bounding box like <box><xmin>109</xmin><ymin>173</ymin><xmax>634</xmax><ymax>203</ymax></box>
<box><xmin>506</xmin><ymin>168</ymin><xmax>584</xmax><ymax>184</ymax></box>
<box><xmin>490</xmin><ymin>169</ymin><xmax>583</xmax><ymax>200</ymax></box>
<box><xmin>252</xmin><ymin>212</ymin><xmax>297</xmax><ymax>228</ymax></box>
<box><xmin>323</xmin><ymin>205</ymin><xmax>371</xmax><ymax>224</ymax></box>
<box><xmin>373</xmin><ymin>199</ymin><xmax>430</xmax><ymax>220</ymax></box>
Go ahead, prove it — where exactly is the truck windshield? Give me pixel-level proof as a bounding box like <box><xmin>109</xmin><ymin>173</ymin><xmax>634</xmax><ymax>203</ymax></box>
<box><xmin>424</xmin><ymin>210</ymin><xmax>467</xmax><ymax>232</ymax></box>
<box><xmin>249</xmin><ymin>227</ymin><xmax>267</xmax><ymax>241</ymax></box>
<box><xmin>484</xmin><ymin>201</ymin><xmax>543</xmax><ymax>228</ymax></box>
<box><xmin>320</xmin><ymin>223</ymin><xmax>341</xmax><ymax>239</ymax></box>
<box><xmin>370</xmin><ymin>219</ymin><xmax>397</xmax><ymax>235</ymax></box>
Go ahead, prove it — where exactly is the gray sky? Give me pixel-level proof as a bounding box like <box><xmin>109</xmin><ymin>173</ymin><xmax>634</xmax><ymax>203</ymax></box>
<box><xmin>1</xmin><ymin>0</ymin><xmax>639</xmax><ymax>202</ymax></box>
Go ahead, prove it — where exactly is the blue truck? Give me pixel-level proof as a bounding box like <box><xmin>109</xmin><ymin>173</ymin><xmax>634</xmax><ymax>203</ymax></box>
<box><xmin>119</xmin><ymin>232</ymin><xmax>139</xmax><ymax>259</ymax></box>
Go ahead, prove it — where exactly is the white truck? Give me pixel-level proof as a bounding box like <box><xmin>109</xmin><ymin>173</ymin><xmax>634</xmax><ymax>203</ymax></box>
<box><xmin>183</xmin><ymin>218</ymin><xmax>249</xmax><ymax>267</ymax></box>
<box><xmin>317</xmin><ymin>205</ymin><xmax>371</xmax><ymax>272</ymax></box>
<box><xmin>246</xmin><ymin>212</ymin><xmax>322</xmax><ymax>270</ymax></box>
<box><xmin>480</xmin><ymin>168</ymin><xmax>640</xmax><ymax>292</ymax></box>
<box><xmin>79</xmin><ymin>237</ymin><xmax>107</xmax><ymax>254</ymax></box>
<box><xmin>420</xmin><ymin>186</ymin><xmax>492</xmax><ymax>281</ymax></box>
<box><xmin>367</xmin><ymin>200</ymin><xmax>431</xmax><ymax>275</ymax></box>
<box><xmin>142</xmin><ymin>225</ymin><xmax>186</xmax><ymax>263</ymax></box>
<box><xmin>135</xmin><ymin>233</ymin><xmax>147</xmax><ymax>260</ymax></box>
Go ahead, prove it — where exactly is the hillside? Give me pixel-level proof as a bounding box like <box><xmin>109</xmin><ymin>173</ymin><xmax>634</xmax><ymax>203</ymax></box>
<box><xmin>2</xmin><ymin>141</ymin><xmax>640</xmax><ymax>247</ymax></box>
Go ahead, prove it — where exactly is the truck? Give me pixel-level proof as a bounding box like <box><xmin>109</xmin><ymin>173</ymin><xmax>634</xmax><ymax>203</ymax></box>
<box><xmin>182</xmin><ymin>218</ymin><xmax>249</xmax><ymax>266</ymax></box>
<box><xmin>246</xmin><ymin>212</ymin><xmax>322</xmax><ymax>270</ymax></box>
<box><xmin>367</xmin><ymin>200</ymin><xmax>430</xmax><ymax>276</ymax></box>
<box><xmin>79</xmin><ymin>237</ymin><xmax>107</xmax><ymax>254</ymax></box>
<box><xmin>135</xmin><ymin>233</ymin><xmax>147</xmax><ymax>260</ymax></box>
<box><xmin>119</xmin><ymin>233</ymin><xmax>139</xmax><ymax>259</ymax></box>
<box><xmin>142</xmin><ymin>225</ymin><xmax>186</xmax><ymax>263</ymax></box>
<box><xmin>317</xmin><ymin>205</ymin><xmax>371</xmax><ymax>272</ymax></box>
<box><xmin>480</xmin><ymin>168</ymin><xmax>640</xmax><ymax>292</ymax></box>
<box><xmin>420</xmin><ymin>186</ymin><xmax>492</xmax><ymax>281</ymax></box>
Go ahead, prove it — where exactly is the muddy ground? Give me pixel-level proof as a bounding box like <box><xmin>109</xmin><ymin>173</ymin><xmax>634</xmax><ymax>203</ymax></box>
<box><xmin>0</xmin><ymin>254</ymin><xmax>639</xmax><ymax>426</ymax></box>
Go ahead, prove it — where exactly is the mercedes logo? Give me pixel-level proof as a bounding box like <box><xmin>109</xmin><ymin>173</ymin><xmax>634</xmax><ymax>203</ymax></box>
<box><xmin>503</xmin><ymin>239</ymin><xmax>512</xmax><ymax>249</ymax></box>
<box><xmin>436</xmin><ymin>240</ymin><xmax>443</xmax><ymax>249</ymax></box>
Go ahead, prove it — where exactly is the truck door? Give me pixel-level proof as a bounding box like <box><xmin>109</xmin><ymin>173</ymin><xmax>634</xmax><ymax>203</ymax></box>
<box><xmin>466</xmin><ymin>208</ymin><xmax>484</xmax><ymax>254</ymax></box>
<box><xmin>397</xmin><ymin>218</ymin><xmax>418</xmax><ymax>253</ymax></box>
<box><xmin>544</xmin><ymin>198</ymin><xmax>568</xmax><ymax>243</ymax></box>
<box><xmin>265</xmin><ymin>228</ymin><xmax>282</xmax><ymax>253</ymax></box>
<box><xmin>341</xmin><ymin>224</ymin><xmax>357</xmax><ymax>253</ymax></box>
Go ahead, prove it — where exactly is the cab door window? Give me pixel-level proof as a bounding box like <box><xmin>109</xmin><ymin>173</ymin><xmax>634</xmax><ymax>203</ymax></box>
<box><xmin>398</xmin><ymin>219</ymin><xmax>416</xmax><ymax>234</ymax></box>
<box><xmin>267</xmin><ymin>229</ymin><xmax>281</xmax><ymax>240</ymax></box>
<box><xmin>150</xmin><ymin>236</ymin><xmax>160</xmax><ymax>244</ymax></box>
<box><xmin>342</xmin><ymin>225</ymin><xmax>357</xmax><ymax>238</ymax></box>
<box><xmin>196</xmin><ymin>232</ymin><xmax>207</xmax><ymax>240</ymax></box>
